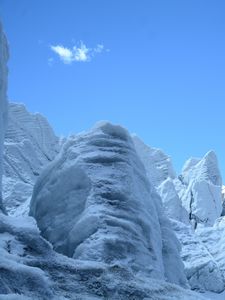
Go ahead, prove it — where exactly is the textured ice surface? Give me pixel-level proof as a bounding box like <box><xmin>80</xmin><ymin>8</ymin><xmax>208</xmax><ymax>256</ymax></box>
<box><xmin>3</xmin><ymin>103</ymin><xmax>59</xmax><ymax>215</ymax></box>
<box><xmin>132</xmin><ymin>135</ymin><xmax>176</xmax><ymax>187</ymax></box>
<box><xmin>197</xmin><ymin>217</ymin><xmax>225</xmax><ymax>278</ymax></box>
<box><xmin>0</xmin><ymin>212</ymin><xmax>205</xmax><ymax>299</ymax></box>
<box><xmin>157</xmin><ymin>178</ymin><xmax>189</xmax><ymax>222</ymax></box>
<box><xmin>30</xmin><ymin>122</ymin><xmax>187</xmax><ymax>287</ymax></box>
<box><xmin>176</xmin><ymin>151</ymin><xmax>222</xmax><ymax>227</ymax></box>
<box><xmin>172</xmin><ymin>219</ymin><xmax>224</xmax><ymax>293</ymax></box>
<box><xmin>0</xmin><ymin>22</ymin><xmax>8</xmax><ymax>211</ymax></box>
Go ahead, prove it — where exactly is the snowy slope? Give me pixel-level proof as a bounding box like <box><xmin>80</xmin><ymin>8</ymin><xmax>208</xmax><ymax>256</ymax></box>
<box><xmin>30</xmin><ymin>122</ymin><xmax>187</xmax><ymax>287</ymax></box>
<box><xmin>0</xmin><ymin>21</ymin><xmax>8</xmax><ymax>211</ymax></box>
<box><xmin>3</xmin><ymin>103</ymin><xmax>59</xmax><ymax>215</ymax></box>
<box><xmin>176</xmin><ymin>151</ymin><xmax>222</xmax><ymax>227</ymax></box>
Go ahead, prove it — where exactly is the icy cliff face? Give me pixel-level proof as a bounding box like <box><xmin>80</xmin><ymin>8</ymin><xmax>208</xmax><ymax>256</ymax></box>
<box><xmin>158</xmin><ymin>178</ymin><xmax>189</xmax><ymax>223</ymax></box>
<box><xmin>0</xmin><ymin>22</ymin><xmax>8</xmax><ymax>211</ymax></box>
<box><xmin>132</xmin><ymin>135</ymin><xmax>176</xmax><ymax>187</ymax></box>
<box><xmin>176</xmin><ymin>151</ymin><xmax>222</xmax><ymax>227</ymax></box>
<box><xmin>30</xmin><ymin>122</ymin><xmax>187</xmax><ymax>287</ymax></box>
<box><xmin>3</xmin><ymin>103</ymin><xmax>59</xmax><ymax>215</ymax></box>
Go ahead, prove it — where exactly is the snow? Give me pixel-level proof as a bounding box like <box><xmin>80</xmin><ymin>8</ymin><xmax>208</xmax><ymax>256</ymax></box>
<box><xmin>3</xmin><ymin>103</ymin><xmax>59</xmax><ymax>215</ymax></box>
<box><xmin>30</xmin><ymin>122</ymin><xmax>187</xmax><ymax>287</ymax></box>
<box><xmin>176</xmin><ymin>151</ymin><xmax>222</xmax><ymax>227</ymax></box>
<box><xmin>0</xmin><ymin>21</ymin><xmax>8</xmax><ymax>212</ymax></box>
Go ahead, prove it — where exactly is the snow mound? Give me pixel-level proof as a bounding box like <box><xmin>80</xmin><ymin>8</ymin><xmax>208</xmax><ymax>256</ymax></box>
<box><xmin>176</xmin><ymin>151</ymin><xmax>222</xmax><ymax>227</ymax></box>
<box><xmin>132</xmin><ymin>135</ymin><xmax>176</xmax><ymax>187</ymax></box>
<box><xmin>0</xmin><ymin>21</ymin><xmax>8</xmax><ymax>211</ymax></box>
<box><xmin>30</xmin><ymin>122</ymin><xmax>187</xmax><ymax>287</ymax></box>
<box><xmin>3</xmin><ymin>103</ymin><xmax>59</xmax><ymax>215</ymax></box>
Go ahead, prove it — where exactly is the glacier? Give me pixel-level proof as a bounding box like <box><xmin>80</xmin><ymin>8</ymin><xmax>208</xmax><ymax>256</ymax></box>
<box><xmin>30</xmin><ymin>121</ymin><xmax>187</xmax><ymax>287</ymax></box>
<box><xmin>3</xmin><ymin>102</ymin><xmax>59</xmax><ymax>215</ymax></box>
<box><xmin>176</xmin><ymin>151</ymin><xmax>222</xmax><ymax>227</ymax></box>
<box><xmin>129</xmin><ymin>138</ymin><xmax>225</xmax><ymax>294</ymax></box>
<box><xmin>0</xmin><ymin>20</ymin><xmax>225</xmax><ymax>300</ymax></box>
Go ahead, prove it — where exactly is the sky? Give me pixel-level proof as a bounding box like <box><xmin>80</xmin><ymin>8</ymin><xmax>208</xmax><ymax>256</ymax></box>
<box><xmin>0</xmin><ymin>0</ymin><xmax>225</xmax><ymax>178</ymax></box>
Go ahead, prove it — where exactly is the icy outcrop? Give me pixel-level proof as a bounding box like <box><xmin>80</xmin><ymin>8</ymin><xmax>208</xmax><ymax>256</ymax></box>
<box><xmin>197</xmin><ymin>217</ymin><xmax>225</xmax><ymax>278</ymax></box>
<box><xmin>0</xmin><ymin>22</ymin><xmax>8</xmax><ymax>211</ymax></box>
<box><xmin>0</xmin><ymin>213</ymin><xmax>205</xmax><ymax>300</ymax></box>
<box><xmin>176</xmin><ymin>151</ymin><xmax>223</xmax><ymax>227</ymax></box>
<box><xmin>132</xmin><ymin>135</ymin><xmax>176</xmax><ymax>187</ymax></box>
<box><xmin>158</xmin><ymin>178</ymin><xmax>189</xmax><ymax>223</ymax></box>
<box><xmin>172</xmin><ymin>219</ymin><xmax>224</xmax><ymax>293</ymax></box>
<box><xmin>30</xmin><ymin>122</ymin><xmax>187</xmax><ymax>286</ymax></box>
<box><xmin>3</xmin><ymin>103</ymin><xmax>59</xmax><ymax>215</ymax></box>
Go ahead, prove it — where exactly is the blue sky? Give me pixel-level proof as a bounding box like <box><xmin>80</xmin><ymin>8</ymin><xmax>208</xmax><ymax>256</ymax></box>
<box><xmin>1</xmin><ymin>0</ymin><xmax>225</xmax><ymax>178</ymax></box>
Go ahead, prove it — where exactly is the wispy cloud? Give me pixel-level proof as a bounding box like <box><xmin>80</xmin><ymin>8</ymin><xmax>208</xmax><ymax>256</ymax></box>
<box><xmin>50</xmin><ymin>41</ymin><xmax>106</xmax><ymax>64</ymax></box>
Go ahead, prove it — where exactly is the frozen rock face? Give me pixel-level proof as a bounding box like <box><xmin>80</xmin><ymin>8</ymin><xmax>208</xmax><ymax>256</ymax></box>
<box><xmin>132</xmin><ymin>135</ymin><xmax>176</xmax><ymax>187</ymax></box>
<box><xmin>176</xmin><ymin>151</ymin><xmax>222</xmax><ymax>227</ymax></box>
<box><xmin>3</xmin><ymin>103</ymin><xmax>59</xmax><ymax>215</ymax></box>
<box><xmin>172</xmin><ymin>219</ymin><xmax>224</xmax><ymax>293</ymax></box>
<box><xmin>0</xmin><ymin>22</ymin><xmax>9</xmax><ymax>211</ymax></box>
<box><xmin>30</xmin><ymin>122</ymin><xmax>187</xmax><ymax>287</ymax></box>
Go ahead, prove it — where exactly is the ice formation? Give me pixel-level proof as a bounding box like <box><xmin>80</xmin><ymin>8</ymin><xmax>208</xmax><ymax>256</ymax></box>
<box><xmin>157</xmin><ymin>178</ymin><xmax>189</xmax><ymax>222</ymax></box>
<box><xmin>176</xmin><ymin>151</ymin><xmax>222</xmax><ymax>227</ymax></box>
<box><xmin>172</xmin><ymin>219</ymin><xmax>224</xmax><ymax>293</ymax></box>
<box><xmin>0</xmin><ymin>212</ymin><xmax>206</xmax><ymax>299</ymax></box>
<box><xmin>0</xmin><ymin>21</ymin><xmax>8</xmax><ymax>211</ymax></box>
<box><xmin>30</xmin><ymin>122</ymin><xmax>188</xmax><ymax>287</ymax></box>
<box><xmin>132</xmin><ymin>135</ymin><xmax>176</xmax><ymax>186</ymax></box>
<box><xmin>3</xmin><ymin>103</ymin><xmax>59</xmax><ymax>215</ymax></box>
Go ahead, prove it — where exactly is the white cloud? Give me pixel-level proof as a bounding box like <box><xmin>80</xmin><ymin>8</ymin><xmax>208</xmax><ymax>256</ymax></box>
<box><xmin>50</xmin><ymin>41</ymin><xmax>107</xmax><ymax>64</ymax></box>
<box><xmin>50</xmin><ymin>45</ymin><xmax>73</xmax><ymax>64</ymax></box>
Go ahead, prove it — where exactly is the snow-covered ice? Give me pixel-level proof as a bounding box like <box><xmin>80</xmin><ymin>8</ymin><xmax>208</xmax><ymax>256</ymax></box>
<box><xmin>171</xmin><ymin>219</ymin><xmax>224</xmax><ymax>293</ymax></box>
<box><xmin>3</xmin><ymin>103</ymin><xmax>59</xmax><ymax>215</ymax></box>
<box><xmin>30</xmin><ymin>121</ymin><xmax>188</xmax><ymax>287</ymax></box>
<box><xmin>132</xmin><ymin>135</ymin><xmax>176</xmax><ymax>187</ymax></box>
<box><xmin>176</xmin><ymin>151</ymin><xmax>223</xmax><ymax>227</ymax></box>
